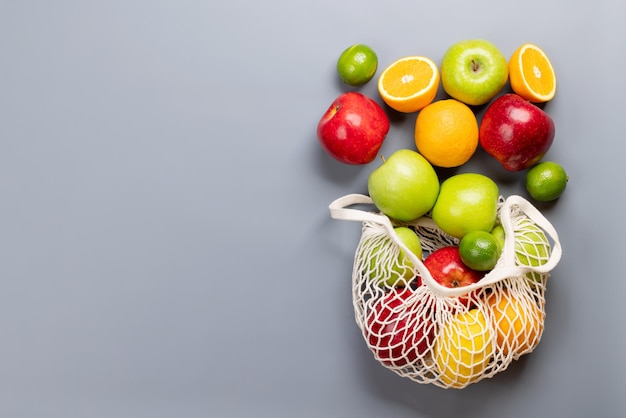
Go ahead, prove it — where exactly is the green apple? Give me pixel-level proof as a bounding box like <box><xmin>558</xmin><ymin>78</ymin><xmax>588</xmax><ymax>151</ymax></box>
<box><xmin>367</xmin><ymin>226</ymin><xmax>423</xmax><ymax>287</ymax></box>
<box><xmin>367</xmin><ymin>149</ymin><xmax>440</xmax><ymax>222</ymax></box>
<box><xmin>491</xmin><ymin>224</ymin><xmax>505</xmax><ymax>251</ymax></box>
<box><xmin>441</xmin><ymin>39</ymin><xmax>508</xmax><ymax>106</ymax></box>
<box><xmin>514</xmin><ymin>219</ymin><xmax>551</xmax><ymax>285</ymax></box>
<box><xmin>431</xmin><ymin>173</ymin><xmax>499</xmax><ymax>239</ymax></box>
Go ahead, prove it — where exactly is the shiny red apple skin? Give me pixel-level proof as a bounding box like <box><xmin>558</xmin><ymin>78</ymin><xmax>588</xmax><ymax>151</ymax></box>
<box><xmin>366</xmin><ymin>288</ymin><xmax>433</xmax><ymax>367</ymax></box>
<box><xmin>317</xmin><ymin>92</ymin><xmax>390</xmax><ymax>165</ymax></box>
<box><xmin>479</xmin><ymin>93</ymin><xmax>555</xmax><ymax>171</ymax></box>
<box><xmin>423</xmin><ymin>246</ymin><xmax>483</xmax><ymax>307</ymax></box>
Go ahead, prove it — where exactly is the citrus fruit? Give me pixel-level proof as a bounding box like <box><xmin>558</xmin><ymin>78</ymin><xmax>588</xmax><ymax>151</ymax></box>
<box><xmin>414</xmin><ymin>99</ymin><xmax>479</xmax><ymax>168</ymax></box>
<box><xmin>366</xmin><ymin>226</ymin><xmax>423</xmax><ymax>287</ymax></box>
<box><xmin>486</xmin><ymin>289</ymin><xmax>544</xmax><ymax>357</ymax></box>
<box><xmin>434</xmin><ymin>309</ymin><xmax>494</xmax><ymax>388</ymax></box>
<box><xmin>525</xmin><ymin>161</ymin><xmax>568</xmax><ymax>202</ymax></box>
<box><xmin>377</xmin><ymin>56</ymin><xmax>440</xmax><ymax>113</ymax></box>
<box><xmin>336</xmin><ymin>44</ymin><xmax>378</xmax><ymax>86</ymax></box>
<box><xmin>459</xmin><ymin>230</ymin><xmax>502</xmax><ymax>271</ymax></box>
<box><xmin>431</xmin><ymin>173</ymin><xmax>499</xmax><ymax>239</ymax></box>
<box><xmin>508</xmin><ymin>43</ymin><xmax>556</xmax><ymax>103</ymax></box>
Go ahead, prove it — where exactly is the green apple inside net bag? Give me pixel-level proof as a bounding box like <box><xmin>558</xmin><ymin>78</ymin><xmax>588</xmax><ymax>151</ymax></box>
<box><xmin>513</xmin><ymin>217</ymin><xmax>552</xmax><ymax>284</ymax></box>
<box><xmin>365</xmin><ymin>226</ymin><xmax>423</xmax><ymax>288</ymax></box>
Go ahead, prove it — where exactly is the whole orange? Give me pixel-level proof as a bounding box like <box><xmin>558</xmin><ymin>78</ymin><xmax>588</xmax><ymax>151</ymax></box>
<box><xmin>486</xmin><ymin>289</ymin><xmax>544</xmax><ymax>357</ymax></box>
<box><xmin>414</xmin><ymin>99</ymin><xmax>479</xmax><ymax>168</ymax></box>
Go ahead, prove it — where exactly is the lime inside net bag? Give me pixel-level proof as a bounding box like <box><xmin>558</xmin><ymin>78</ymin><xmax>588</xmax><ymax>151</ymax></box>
<box><xmin>329</xmin><ymin>193</ymin><xmax>562</xmax><ymax>389</ymax></box>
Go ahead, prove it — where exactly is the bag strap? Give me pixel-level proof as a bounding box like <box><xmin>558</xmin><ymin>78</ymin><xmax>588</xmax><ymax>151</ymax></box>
<box><xmin>465</xmin><ymin>195</ymin><xmax>563</xmax><ymax>289</ymax></box>
<box><xmin>499</xmin><ymin>195</ymin><xmax>563</xmax><ymax>274</ymax></box>
<box><xmin>328</xmin><ymin>193</ymin><xmax>563</xmax><ymax>296</ymax></box>
<box><xmin>329</xmin><ymin>194</ymin><xmax>393</xmax><ymax>229</ymax></box>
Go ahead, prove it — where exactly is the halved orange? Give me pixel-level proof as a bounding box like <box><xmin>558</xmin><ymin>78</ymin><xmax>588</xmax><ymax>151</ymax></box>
<box><xmin>508</xmin><ymin>43</ymin><xmax>556</xmax><ymax>103</ymax></box>
<box><xmin>378</xmin><ymin>56</ymin><xmax>439</xmax><ymax>113</ymax></box>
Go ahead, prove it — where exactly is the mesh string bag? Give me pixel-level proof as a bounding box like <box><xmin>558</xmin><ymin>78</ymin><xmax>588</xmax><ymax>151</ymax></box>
<box><xmin>329</xmin><ymin>193</ymin><xmax>562</xmax><ymax>389</ymax></box>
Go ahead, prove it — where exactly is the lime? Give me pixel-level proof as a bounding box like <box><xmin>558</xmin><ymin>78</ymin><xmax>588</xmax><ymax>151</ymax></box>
<box><xmin>337</xmin><ymin>44</ymin><xmax>378</xmax><ymax>86</ymax></box>
<box><xmin>459</xmin><ymin>230</ymin><xmax>502</xmax><ymax>271</ymax></box>
<box><xmin>525</xmin><ymin>161</ymin><xmax>568</xmax><ymax>202</ymax></box>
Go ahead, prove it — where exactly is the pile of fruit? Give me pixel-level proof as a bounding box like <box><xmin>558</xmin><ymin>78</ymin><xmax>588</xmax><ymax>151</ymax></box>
<box><xmin>320</xmin><ymin>39</ymin><xmax>565</xmax><ymax>388</ymax></box>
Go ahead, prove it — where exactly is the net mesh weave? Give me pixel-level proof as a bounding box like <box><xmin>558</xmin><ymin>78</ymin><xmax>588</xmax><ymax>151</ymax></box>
<box><xmin>330</xmin><ymin>194</ymin><xmax>561</xmax><ymax>389</ymax></box>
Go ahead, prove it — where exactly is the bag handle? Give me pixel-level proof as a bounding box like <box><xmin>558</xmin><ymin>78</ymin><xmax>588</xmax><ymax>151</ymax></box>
<box><xmin>329</xmin><ymin>193</ymin><xmax>385</xmax><ymax>222</ymax></box>
<box><xmin>328</xmin><ymin>194</ymin><xmax>470</xmax><ymax>296</ymax></box>
<box><xmin>329</xmin><ymin>193</ymin><xmax>438</xmax><ymax>228</ymax></box>
<box><xmin>454</xmin><ymin>195</ymin><xmax>563</xmax><ymax>290</ymax></box>
<box><xmin>328</xmin><ymin>193</ymin><xmax>562</xmax><ymax>297</ymax></box>
<box><xmin>498</xmin><ymin>195</ymin><xmax>562</xmax><ymax>274</ymax></box>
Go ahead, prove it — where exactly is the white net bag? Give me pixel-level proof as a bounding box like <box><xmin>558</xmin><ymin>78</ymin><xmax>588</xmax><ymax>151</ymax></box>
<box><xmin>329</xmin><ymin>193</ymin><xmax>562</xmax><ymax>389</ymax></box>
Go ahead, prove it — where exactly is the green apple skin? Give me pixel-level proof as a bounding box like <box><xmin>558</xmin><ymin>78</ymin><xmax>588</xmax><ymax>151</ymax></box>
<box><xmin>368</xmin><ymin>226</ymin><xmax>423</xmax><ymax>287</ymax></box>
<box><xmin>441</xmin><ymin>39</ymin><xmax>508</xmax><ymax>106</ymax></box>
<box><xmin>491</xmin><ymin>224</ymin><xmax>505</xmax><ymax>251</ymax></box>
<box><xmin>432</xmin><ymin>173</ymin><xmax>499</xmax><ymax>239</ymax></box>
<box><xmin>368</xmin><ymin>149</ymin><xmax>440</xmax><ymax>222</ymax></box>
<box><xmin>492</xmin><ymin>221</ymin><xmax>551</xmax><ymax>285</ymax></box>
<box><xmin>514</xmin><ymin>221</ymin><xmax>551</xmax><ymax>285</ymax></box>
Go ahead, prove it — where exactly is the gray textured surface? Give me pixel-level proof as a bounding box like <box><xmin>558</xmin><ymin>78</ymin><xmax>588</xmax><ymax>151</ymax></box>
<box><xmin>0</xmin><ymin>1</ymin><xmax>624</xmax><ymax>417</ymax></box>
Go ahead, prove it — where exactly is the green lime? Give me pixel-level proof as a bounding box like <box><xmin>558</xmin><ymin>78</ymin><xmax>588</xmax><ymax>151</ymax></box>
<box><xmin>525</xmin><ymin>161</ymin><xmax>568</xmax><ymax>202</ymax></box>
<box><xmin>459</xmin><ymin>230</ymin><xmax>502</xmax><ymax>271</ymax></box>
<box><xmin>336</xmin><ymin>44</ymin><xmax>378</xmax><ymax>86</ymax></box>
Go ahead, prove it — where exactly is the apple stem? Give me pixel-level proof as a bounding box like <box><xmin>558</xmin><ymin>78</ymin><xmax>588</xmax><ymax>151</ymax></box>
<box><xmin>471</xmin><ymin>59</ymin><xmax>480</xmax><ymax>73</ymax></box>
<box><xmin>380</xmin><ymin>155</ymin><xmax>386</xmax><ymax>163</ymax></box>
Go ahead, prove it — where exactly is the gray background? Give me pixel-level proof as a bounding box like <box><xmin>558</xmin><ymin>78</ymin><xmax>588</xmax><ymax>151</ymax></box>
<box><xmin>0</xmin><ymin>1</ymin><xmax>624</xmax><ymax>417</ymax></box>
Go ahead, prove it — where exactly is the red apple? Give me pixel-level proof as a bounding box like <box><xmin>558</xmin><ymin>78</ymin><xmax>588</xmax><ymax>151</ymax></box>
<box><xmin>479</xmin><ymin>93</ymin><xmax>555</xmax><ymax>171</ymax></box>
<box><xmin>317</xmin><ymin>92</ymin><xmax>390</xmax><ymax>165</ymax></box>
<box><xmin>365</xmin><ymin>288</ymin><xmax>433</xmax><ymax>367</ymax></box>
<box><xmin>422</xmin><ymin>246</ymin><xmax>483</xmax><ymax>307</ymax></box>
